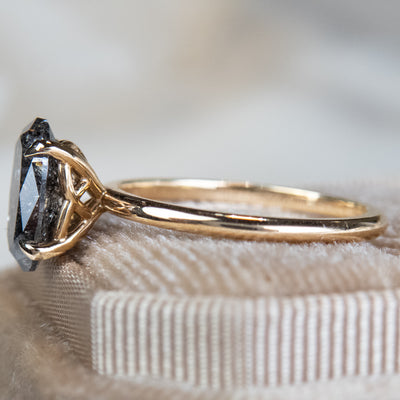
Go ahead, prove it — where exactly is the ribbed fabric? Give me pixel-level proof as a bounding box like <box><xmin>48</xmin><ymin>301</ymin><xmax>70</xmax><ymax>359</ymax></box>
<box><xmin>90</xmin><ymin>290</ymin><xmax>400</xmax><ymax>388</ymax></box>
<box><xmin>18</xmin><ymin>180</ymin><xmax>400</xmax><ymax>391</ymax></box>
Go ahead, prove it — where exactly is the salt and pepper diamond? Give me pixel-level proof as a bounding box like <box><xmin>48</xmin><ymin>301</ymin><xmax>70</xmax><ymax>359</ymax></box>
<box><xmin>7</xmin><ymin>118</ymin><xmax>64</xmax><ymax>271</ymax></box>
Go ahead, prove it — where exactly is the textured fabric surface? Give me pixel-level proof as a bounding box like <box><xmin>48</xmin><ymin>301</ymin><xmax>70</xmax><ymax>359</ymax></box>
<box><xmin>4</xmin><ymin>270</ymin><xmax>400</xmax><ymax>400</ymax></box>
<box><xmin>4</xmin><ymin>179</ymin><xmax>400</xmax><ymax>398</ymax></box>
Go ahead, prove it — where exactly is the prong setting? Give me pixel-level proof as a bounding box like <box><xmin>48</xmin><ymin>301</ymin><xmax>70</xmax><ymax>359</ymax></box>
<box><xmin>8</xmin><ymin>118</ymin><xmax>106</xmax><ymax>270</ymax></box>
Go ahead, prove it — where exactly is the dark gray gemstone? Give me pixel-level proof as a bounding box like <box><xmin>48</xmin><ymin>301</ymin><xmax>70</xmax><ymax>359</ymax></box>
<box><xmin>8</xmin><ymin>118</ymin><xmax>64</xmax><ymax>271</ymax></box>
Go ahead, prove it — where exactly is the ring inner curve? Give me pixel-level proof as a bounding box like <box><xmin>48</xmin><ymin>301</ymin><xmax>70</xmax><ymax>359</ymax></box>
<box><xmin>118</xmin><ymin>179</ymin><xmax>367</xmax><ymax>219</ymax></box>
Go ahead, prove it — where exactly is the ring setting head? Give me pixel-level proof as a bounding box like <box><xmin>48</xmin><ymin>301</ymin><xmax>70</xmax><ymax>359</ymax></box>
<box><xmin>8</xmin><ymin>118</ymin><xmax>104</xmax><ymax>271</ymax></box>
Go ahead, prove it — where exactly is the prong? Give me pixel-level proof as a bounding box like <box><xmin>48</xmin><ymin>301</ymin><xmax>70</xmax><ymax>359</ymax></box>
<box><xmin>63</xmin><ymin>162</ymin><xmax>77</xmax><ymax>197</ymax></box>
<box><xmin>54</xmin><ymin>199</ymin><xmax>74</xmax><ymax>240</ymax></box>
<box><xmin>58</xmin><ymin>139</ymin><xmax>88</xmax><ymax>161</ymax></box>
<box><xmin>19</xmin><ymin>240</ymin><xmax>66</xmax><ymax>261</ymax></box>
<box><xmin>25</xmin><ymin>140</ymin><xmax>104</xmax><ymax>194</ymax></box>
<box><xmin>19</xmin><ymin>211</ymin><xmax>103</xmax><ymax>261</ymax></box>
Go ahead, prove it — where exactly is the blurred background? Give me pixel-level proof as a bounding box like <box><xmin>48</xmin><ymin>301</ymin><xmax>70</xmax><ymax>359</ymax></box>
<box><xmin>0</xmin><ymin>0</ymin><xmax>399</xmax><ymax>268</ymax></box>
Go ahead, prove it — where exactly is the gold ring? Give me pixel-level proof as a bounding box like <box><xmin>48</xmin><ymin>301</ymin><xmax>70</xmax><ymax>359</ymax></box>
<box><xmin>8</xmin><ymin>118</ymin><xmax>388</xmax><ymax>271</ymax></box>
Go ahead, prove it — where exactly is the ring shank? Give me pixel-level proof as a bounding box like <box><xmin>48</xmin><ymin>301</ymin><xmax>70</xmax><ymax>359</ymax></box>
<box><xmin>103</xmin><ymin>179</ymin><xmax>387</xmax><ymax>242</ymax></box>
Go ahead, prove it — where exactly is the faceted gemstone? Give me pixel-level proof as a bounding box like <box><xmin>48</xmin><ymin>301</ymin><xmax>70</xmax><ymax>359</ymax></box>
<box><xmin>7</xmin><ymin>118</ymin><xmax>64</xmax><ymax>271</ymax></box>
<box><xmin>20</xmin><ymin>163</ymin><xmax>40</xmax><ymax>230</ymax></box>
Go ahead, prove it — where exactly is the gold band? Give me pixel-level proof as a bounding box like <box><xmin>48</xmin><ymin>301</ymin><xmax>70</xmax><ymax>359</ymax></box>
<box><xmin>104</xmin><ymin>179</ymin><xmax>387</xmax><ymax>242</ymax></box>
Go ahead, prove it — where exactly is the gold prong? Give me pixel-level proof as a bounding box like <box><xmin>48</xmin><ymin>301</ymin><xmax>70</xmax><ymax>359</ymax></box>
<box><xmin>19</xmin><ymin>211</ymin><xmax>102</xmax><ymax>261</ymax></box>
<box><xmin>25</xmin><ymin>140</ymin><xmax>104</xmax><ymax>193</ymax></box>
<box><xmin>54</xmin><ymin>200</ymin><xmax>73</xmax><ymax>240</ymax></box>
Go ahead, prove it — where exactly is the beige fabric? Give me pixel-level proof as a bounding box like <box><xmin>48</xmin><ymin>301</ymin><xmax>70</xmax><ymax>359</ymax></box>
<box><xmin>4</xmin><ymin>270</ymin><xmax>400</xmax><ymax>399</ymax></box>
<box><xmin>9</xmin><ymin>179</ymin><xmax>400</xmax><ymax>396</ymax></box>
